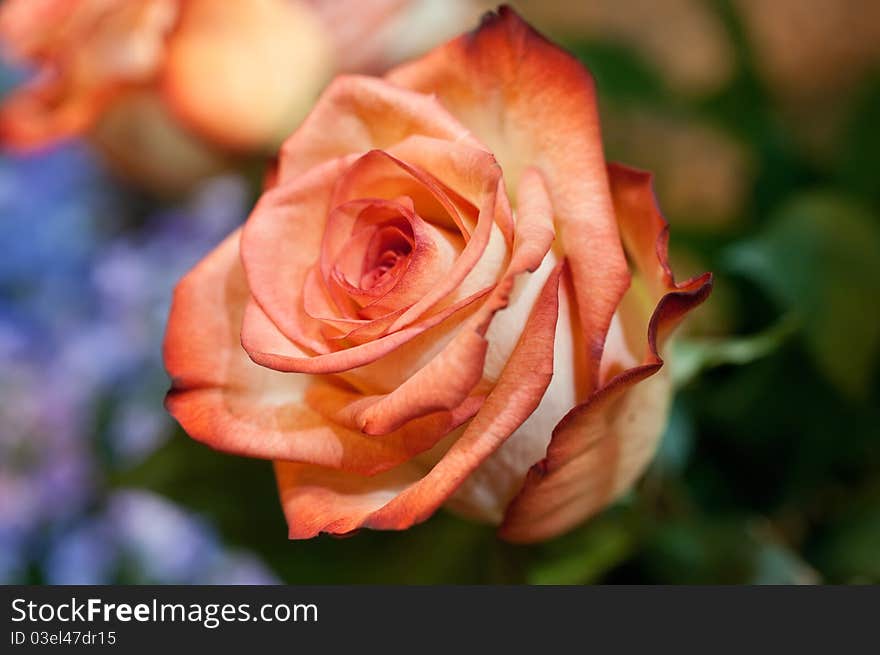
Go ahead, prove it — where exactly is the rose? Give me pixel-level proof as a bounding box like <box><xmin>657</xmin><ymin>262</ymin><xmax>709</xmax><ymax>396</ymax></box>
<box><xmin>0</xmin><ymin>0</ymin><xmax>332</xmax><ymax>149</ymax></box>
<box><xmin>163</xmin><ymin>7</ymin><xmax>712</xmax><ymax>543</ymax></box>
<box><xmin>0</xmin><ymin>0</ymin><xmax>331</xmax><ymax>192</ymax></box>
<box><xmin>0</xmin><ymin>0</ymin><xmax>457</xmax><ymax>192</ymax></box>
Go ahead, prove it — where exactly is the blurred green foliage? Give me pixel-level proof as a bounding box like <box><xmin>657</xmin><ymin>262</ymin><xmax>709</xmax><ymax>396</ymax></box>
<box><xmin>725</xmin><ymin>193</ymin><xmax>880</xmax><ymax>397</ymax></box>
<box><xmin>115</xmin><ymin>1</ymin><xmax>880</xmax><ymax>583</ymax></box>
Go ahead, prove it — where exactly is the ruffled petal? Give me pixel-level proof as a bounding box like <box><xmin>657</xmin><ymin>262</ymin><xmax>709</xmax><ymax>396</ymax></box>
<box><xmin>240</xmin><ymin>155</ymin><xmax>358</xmax><ymax>354</ymax></box>
<box><xmin>601</xmin><ymin>162</ymin><xmax>714</xmax><ymax>380</ymax></box>
<box><xmin>276</xmin><ymin>74</ymin><xmax>480</xmax><ymax>184</ymax></box>
<box><xmin>498</xmin><ymin>165</ymin><xmax>713</xmax><ymax>542</ymax></box>
<box><xmin>240</xmin><ymin>145</ymin><xmax>509</xmax><ymax>377</ymax></box>
<box><xmin>239</xmin><ymin>286</ymin><xmax>490</xmax><ymax>379</ymax></box>
<box><xmin>275</xmin><ymin>262</ymin><xmax>563</xmax><ymax>537</ymax></box>
<box><xmin>387</xmin><ymin>6</ymin><xmax>630</xmax><ymax>390</ymax></box>
<box><xmin>163</xmin><ymin>231</ymin><xmax>479</xmax><ymax>476</ymax></box>
<box><xmin>497</xmin><ymin>282</ymin><xmax>710</xmax><ymax>544</ymax></box>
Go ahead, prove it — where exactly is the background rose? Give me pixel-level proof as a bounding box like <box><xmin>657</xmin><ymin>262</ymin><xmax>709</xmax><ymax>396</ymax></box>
<box><xmin>0</xmin><ymin>0</ymin><xmax>479</xmax><ymax>193</ymax></box>
<box><xmin>164</xmin><ymin>9</ymin><xmax>711</xmax><ymax>543</ymax></box>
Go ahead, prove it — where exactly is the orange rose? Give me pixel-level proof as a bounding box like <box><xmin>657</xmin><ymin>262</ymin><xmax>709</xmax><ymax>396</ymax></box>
<box><xmin>0</xmin><ymin>0</ymin><xmax>459</xmax><ymax>190</ymax></box>
<box><xmin>163</xmin><ymin>8</ymin><xmax>712</xmax><ymax>543</ymax></box>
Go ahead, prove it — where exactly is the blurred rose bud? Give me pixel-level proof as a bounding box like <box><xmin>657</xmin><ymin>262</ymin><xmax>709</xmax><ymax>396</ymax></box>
<box><xmin>163</xmin><ymin>8</ymin><xmax>711</xmax><ymax>543</ymax></box>
<box><xmin>0</xmin><ymin>0</ymin><xmax>476</xmax><ymax>192</ymax></box>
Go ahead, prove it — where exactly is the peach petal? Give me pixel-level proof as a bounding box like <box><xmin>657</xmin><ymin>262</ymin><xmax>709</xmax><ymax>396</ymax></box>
<box><xmin>306</xmin><ymin>381</ymin><xmax>483</xmax><ymax>448</ymax></box>
<box><xmin>601</xmin><ymin>161</ymin><xmax>714</xmax><ymax>380</ymax></box>
<box><xmin>498</xmin><ymin>364</ymin><xmax>669</xmax><ymax>543</ymax></box>
<box><xmin>387</xmin><ymin>7</ymin><xmax>630</xmax><ymax>391</ymax></box>
<box><xmin>383</xmin><ymin>149</ymin><xmax>504</xmax><ymax>331</ymax></box>
<box><xmin>319</xmin><ymin>196</ymin><xmax>457</xmax><ymax>319</ymax></box>
<box><xmin>274</xmin><ymin>263</ymin><xmax>564</xmax><ymax>537</ymax></box>
<box><xmin>164</xmin><ymin>230</ymin><xmax>485</xmax><ymax>476</ymax></box>
<box><xmin>240</xmin><ymin>285</ymin><xmax>492</xmax><ymax>376</ymax></box>
<box><xmin>275</xmin><ymin>460</ymin><xmax>424</xmax><ymax>539</ymax></box>
<box><xmin>498</xmin><ymin>272</ymin><xmax>712</xmax><ymax>543</ymax></box>
<box><xmin>350</xmin><ymin>325</ymin><xmax>489</xmax><ymax>436</ymax></box>
<box><xmin>608</xmin><ymin>162</ymin><xmax>678</xmax><ymax>297</ymax></box>
<box><xmin>276</xmin><ymin>74</ymin><xmax>480</xmax><ymax>184</ymax></box>
<box><xmin>160</xmin><ymin>233</ymin><xmax>368</xmax><ymax>472</ymax></box>
<box><xmin>493</xmin><ymin>162</ymin><xmax>713</xmax><ymax>543</ymax></box>
<box><xmin>240</xmin><ymin>154</ymin><xmax>358</xmax><ymax>355</ymax></box>
<box><xmin>330</xmin><ymin>143</ymin><xmax>478</xmax><ymax>238</ymax></box>
<box><xmin>365</xmin><ymin>263</ymin><xmax>565</xmax><ymax>531</ymax></box>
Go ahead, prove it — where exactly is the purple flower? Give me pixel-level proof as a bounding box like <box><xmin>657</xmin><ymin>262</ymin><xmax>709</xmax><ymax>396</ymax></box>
<box><xmin>0</xmin><ymin>142</ymin><xmax>274</xmax><ymax>584</ymax></box>
<box><xmin>45</xmin><ymin>491</ymin><xmax>280</xmax><ymax>585</ymax></box>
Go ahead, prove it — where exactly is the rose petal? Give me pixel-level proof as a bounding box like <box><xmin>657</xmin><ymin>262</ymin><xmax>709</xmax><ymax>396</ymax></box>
<box><xmin>601</xmin><ymin>161</ymin><xmax>714</xmax><ymax>380</ymax></box>
<box><xmin>499</xmin><ymin>274</ymin><xmax>712</xmax><ymax>544</ymax></box>
<box><xmin>380</xmin><ymin>144</ymin><xmax>506</xmax><ymax>332</ymax></box>
<box><xmin>347</xmin><ymin>323</ymin><xmax>489</xmax><ymax>436</ymax></box>
<box><xmin>368</xmin><ymin>262</ymin><xmax>566</xmax><ymax>532</ymax></box>
<box><xmin>492</xmin><ymin>159</ymin><xmax>713</xmax><ymax>543</ymax></box>
<box><xmin>240</xmin><ymin>145</ymin><xmax>510</xmax><ymax>377</ymax></box>
<box><xmin>385</xmin><ymin>135</ymin><xmax>514</xmax><ymax>242</ymax></box>
<box><xmin>499</xmin><ymin>364</ymin><xmax>670</xmax><ymax>543</ymax></box>
<box><xmin>424</xmin><ymin>169</ymin><xmax>572</xmax><ymax>521</ymax></box>
<box><xmin>387</xmin><ymin>6</ymin><xmax>630</xmax><ymax>391</ymax></box>
<box><xmin>306</xmin><ymin>381</ymin><xmax>483</xmax><ymax>450</ymax></box>
<box><xmin>274</xmin><ymin>262</ymin><xmax>564</xmax><ymax>537</ymax></box>
<box><xmin>607</xmin><ymin>163</ymin><xmax>678</xmax><ymax>296</ymax></box>
<box><xmin>242</xmin><ymin>163</ymin><xmax>555</xmax><ymax>389</ymax></box>
<box><xmin>272</xmin><ymin>170</ymin><xmax>566</xmax><ymax>537</ymax></box>
<box><xmin>276</xmin><ymin>74</ymin><xmax>480</xmax><ymax>184</ymax></box>
<box><xmin>275</xmin><ymin>460</ymin><xmax>425</xmax><ymax>539</ymax></box>
<box><xmin>163</xmin><ymin>230</ymin><xmax>480</xmax><ymax>476</ymax></box>
<box><xmin>342</xmin><ymin>167</ymin><xmax>557</xmax><ymax>404</ymax></box>
<box><xmin>241</xmin><ymin>154</ymin><xmax>358</xmax><ymax>355</ymax></box>
<box><xmin>319</xmin><ymin>196</ymin><xmax>459</xmax><ymax>319</ymax></box>
<box><xmin>328</xmin><ymin>144</ymin><xmax>508</xmax><ymax>328</ymax></box>
<box><xmin>240</xmin><ymin>286</ymin><xmax>490</xmax><ymax>378</ymax></box>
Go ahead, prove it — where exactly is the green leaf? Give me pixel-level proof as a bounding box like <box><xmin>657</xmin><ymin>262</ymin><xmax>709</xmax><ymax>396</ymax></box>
<box><xmin>641</xmin><ymin>517</ymin><xmax>817</xmax><ymax>584</ymax></box>
<box><xmin>723</xmin><ymin>192</ymin><xmax>880</xmax><ymax>398</ymax></box>
<box><xmin>809</xmin><ymin>492</ymin><xmax>880</xmax><ymax>583</ymax></box>
<box><xmin>669</xmin><ymin>314</ymin><xmax>799</xmax><ymax>387</ymax></box>
<box><xmin>567</xmin><ymin>40</ymin><xmax>667</xmax><ymax>105</ymax></box>
<box><xmin>641</xmin><ymin>519</ymin><xmax>755</xmax><ymax>583</ymax></box>
<box><xmin>525</xmin><ymin>511</ymin><xmax>636</xmax><ymax>584</ymax></box>
<box><xmin>836</xmin><ymin>75</ymin><xmax>880</xmax><ymax>207</ymax></box>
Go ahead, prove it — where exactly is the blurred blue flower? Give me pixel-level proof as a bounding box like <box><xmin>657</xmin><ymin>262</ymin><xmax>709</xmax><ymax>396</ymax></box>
<box><xmin>45</xmin><ymin>491</ymin><xmax>279</xmax><ymax>585</ymax></box>
<box><xmin>0</xmin><ymin>143</ymin><xmax>272</xmax><ymax>583</ymax></box>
